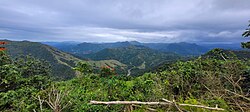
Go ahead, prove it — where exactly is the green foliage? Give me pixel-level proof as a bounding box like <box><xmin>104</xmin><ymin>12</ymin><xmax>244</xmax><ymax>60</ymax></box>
<box><xmin>241</xmin><ymin>41</ymin><xmax>250</xmax><ymax>49</ymax></box>
<box><xmin>1</xmin><ymin>47</ymin><xmax>250</xmax><ymax>111</ymax></box>
<box><xmin>242</xmin><ymin>21</ymin><xmax>250</xmax><ymax>48</ymax></box>
<box><xmin>0</xmin><ymin>51</ymin><xmax>11</xmax><ymax>66</ymax></box>
<box><xmin>0</xmin><ymin>52</ymin><xmax>51</xmax><ymax>111</ymax></box>
<box><xmin>0</xmin><ymin>64</ymin><xmax>21</xmax><ymax>92</ymax></box>
<box><xmin>73</xmin><ymin>61</ymin><xmax>92</xmax><ymax>75</ymax></box>
<box><xmin>14</xmin><ymin>55</ymin><xmax>52</xmax><ymax>77</ymax></box>
<box><xmin>242</xmin><ymin>21</ymin><xmax>250</xmax><ymax>37</ymax></box>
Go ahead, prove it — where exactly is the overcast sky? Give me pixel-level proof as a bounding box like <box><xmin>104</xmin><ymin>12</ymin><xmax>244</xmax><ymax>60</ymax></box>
<box><xmin>0</xmin><ymin>0</ymin><xmax>249</xmax><ymax>43</ymax></box>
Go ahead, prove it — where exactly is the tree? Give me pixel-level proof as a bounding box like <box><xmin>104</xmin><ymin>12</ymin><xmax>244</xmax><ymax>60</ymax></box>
<box><xmin>241</xmin><ymin>21</ymin><xmax>250</xmax><ymax>48</ymax></box>
<box><xmin>73</xmin><ymin>61</ymin><xmax>92</xmax><ymax>75</ymax></box>
<box><xmin>100</xmin><ymin>66</ymin><xmax>116</xmax><ymax>77</ymax></box>
<box><xmin>0</xmin><ymin>51</ymin><xmax>11</xmax><ymax>66</ymax></box>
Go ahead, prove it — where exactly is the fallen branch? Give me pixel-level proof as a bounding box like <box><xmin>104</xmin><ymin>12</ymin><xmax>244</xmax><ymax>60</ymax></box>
<box><xmin>90</xmin><ymin>99</ymin><xmax>225</xmax><ymax>111</ymax></box>
<box><xmin>90</xmin><ymin>101</ymin><xmax>170</xmax><ymax>105</ymax></box>
<box><xmin>162</xmin><ymin>98</ymin><xmax>224</xmax><ymax>111</ymax></box>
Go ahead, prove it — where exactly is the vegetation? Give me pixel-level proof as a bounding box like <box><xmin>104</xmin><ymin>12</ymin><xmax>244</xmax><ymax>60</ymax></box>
<box><xmin>1</xmin><ymin>48</ymin><xmax>250</xmax><ymax>111</ymax></box>
<box><xmin>73</xmin><ymin>61</ymin><xmax>93</xmax><ymax>76</ymax></box>
<box><xmin>0</xmin><ymin>51</ymin><xmax>51</xmax><ymax>111</ymax></box>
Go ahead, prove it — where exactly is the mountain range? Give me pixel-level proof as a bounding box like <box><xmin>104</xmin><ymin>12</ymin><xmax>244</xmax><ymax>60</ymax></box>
<box><xmin>3</xmin><ymin>40</ymin><xmax>246</xmax><ymax>79</ymax></box>
<box><xmin>44</xmin><ymin>41</ymin><xmax>209</xmax><ymax>57</ymax></box>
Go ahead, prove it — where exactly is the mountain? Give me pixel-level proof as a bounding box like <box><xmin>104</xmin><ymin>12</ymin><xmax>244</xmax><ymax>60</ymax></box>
<box><xmin>199</xmin><ymin>43</ymin><xmax>243</xmax><ymax>50</ymax></box>
<box><xmin>42</xmin><ymin>41</ymin><xmax>82</xmax><ymax>55</ymax></box>
<box><xmin>84</xmin><ymin>45</ymin><xmax>181</xmax><ymax>76</ymax></box>
<box><xmin>3</xmin><ymin>40</ymin><xmax>81</xmax><ymax>79</ymax></box>
<box><xmin>70</xmin><ymin>41</ymin><xmax>138</xmax><ymax>56</ymax></box>
<box><xmin>144</xmin><ymin>42</ymin><xmax>208</xmax><ymax>56</ymax></box>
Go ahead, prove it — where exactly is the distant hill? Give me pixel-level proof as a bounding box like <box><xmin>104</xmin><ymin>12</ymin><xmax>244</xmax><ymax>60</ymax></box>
<box><xmin>84</xmin><ymin>45</ymin><xmax>181</xmax><ymax>76</ymax></box>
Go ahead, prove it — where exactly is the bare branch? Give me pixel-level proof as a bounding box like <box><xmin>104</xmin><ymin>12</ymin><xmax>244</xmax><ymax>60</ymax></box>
<box><xmin>90</xmin><ymin>100</ymin><xmax>225</xmax><ymax>111</ymax></box>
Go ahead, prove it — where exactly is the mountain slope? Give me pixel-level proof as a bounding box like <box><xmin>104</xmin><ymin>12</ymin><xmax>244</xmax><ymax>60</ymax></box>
<box><xmin>84</xmin><ymin>45</ymin><xmax>181</xmax><ymax>75</ymax></box>
<box><xmin>4</xmin><ymin>40</ymin><xmax>81</xmax><ymax>79</ymax></box>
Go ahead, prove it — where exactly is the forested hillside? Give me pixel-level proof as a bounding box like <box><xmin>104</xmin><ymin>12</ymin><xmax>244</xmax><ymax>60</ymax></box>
<box><xmin>2</xmin><ymin>40</ymin><xmax>129</xmax><ymax>79</ymax></box>
<box><xmin>3</xmin><ymin>40</ymin><xmax>80</xmax><ymax>79</ymax></box>
<box><xmin>84</xmin><ymin>45</ymin><xmax>181</xmax><ymax>76</ymax></box>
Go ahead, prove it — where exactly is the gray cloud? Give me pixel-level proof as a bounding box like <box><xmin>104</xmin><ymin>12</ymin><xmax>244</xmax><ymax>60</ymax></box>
<box><xmin>0</xmin><ymin>0</ymin><xmax>249</xmax><ymax>43</ymax></box>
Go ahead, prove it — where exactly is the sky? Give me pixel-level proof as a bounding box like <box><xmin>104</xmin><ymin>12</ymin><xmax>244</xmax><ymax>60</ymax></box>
<box><xmin>0</xmin><ymin>0</ymin><xmax>249</xmax><ymax>43</ymax></box>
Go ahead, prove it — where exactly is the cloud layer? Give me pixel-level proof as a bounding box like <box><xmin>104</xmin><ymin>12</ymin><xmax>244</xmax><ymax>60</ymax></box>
<box><xmin>0</xmin><ymin>0</ymin><xmax>249</xmax><ymax>43</ymax></box>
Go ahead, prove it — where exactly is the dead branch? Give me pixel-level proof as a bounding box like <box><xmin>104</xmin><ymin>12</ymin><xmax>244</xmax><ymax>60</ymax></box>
<box><xmin>225</xmin><ymin>89</ymin><xmax>250</xmax><ymax>102</ymax></box>
<box><xmin>90</xmin><ymin>99</ymin><xmax>225</xmax><ymax>111</ymax></box>
<box><xmin>90</xmin><ymin>101</ymin><xmax>170</xmax><ymax>105</ymax></box>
